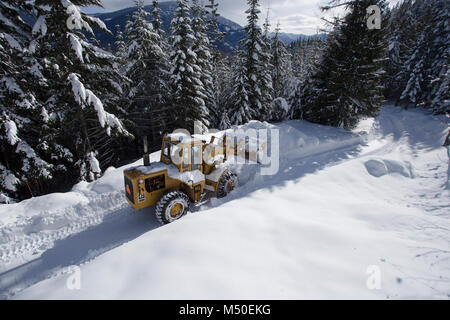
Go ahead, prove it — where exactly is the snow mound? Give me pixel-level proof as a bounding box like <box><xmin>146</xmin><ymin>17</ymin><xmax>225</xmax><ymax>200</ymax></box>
<box><xmin>364</xmin><ymin>159</ymin><xmax>388</xmax><ymax>177</ymax></box>
<box><xmin>364</xmin><ymin>159</ymin><xmax>413</xmax><ymax>178</ymax></box>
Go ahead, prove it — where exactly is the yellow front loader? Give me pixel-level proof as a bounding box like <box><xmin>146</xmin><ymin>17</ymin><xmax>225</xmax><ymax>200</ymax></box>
<box><xmin>124</xmin><ymin>133</ymin><xmax>260</xmax><ymax>224</ymax></box>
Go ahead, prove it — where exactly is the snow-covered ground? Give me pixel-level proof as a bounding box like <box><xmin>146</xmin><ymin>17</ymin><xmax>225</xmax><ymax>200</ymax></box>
<box><xmin>0</xmin><ymin>105</ymin><xmax>448</xmax><ymax>299</ymax></box>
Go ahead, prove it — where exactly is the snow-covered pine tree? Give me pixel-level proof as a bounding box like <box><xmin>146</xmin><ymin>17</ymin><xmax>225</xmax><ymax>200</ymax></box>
<box><xmin>125</xmin><ymin>0</ymin><xmax>171</xmax><ymax>149</ymax></box>
<box><xmin>228</xmin><ymin>48</ymin><xmax>253</xmax><ymax>126</ymax></box>
<box><xmin>31</xmin><ymin>0</ymin><xmax>130</xmax><ymax>182</ymax></box>
<box><xmin>151</xmin><ymin>0</ymin><xmax>163</xmax><ymax>37</ymax></box>
<box><xmin>398</xmin><ymin>32</ymin><xmax>428</xmax><ymax>108</ymax></box>
<box><xmin>114</xmin><ymin>25</ymin><xmax>127</xmax><ymax>58</ymax></box>
<box><xmin>269</xmin><ymin>23</ymin><xmax>298</xmax><ymax>121</ymax></box>
<box><xmin>292</xmin><ymin>45</ymin><xmax>316</xmax><ymax>119</ymax></box>
<box><xmin>290</xmin><ymin>38</ymin><xmax>317</xmax><ymax>81</ymax></box>
<box><xmin>260</xmin><ymin>10</ymin><xmax>274</xmax><ymax>117</ymax></box>
<box><xmin>308</xmin><ymin>39</ymin><xmax>325</xmax><ymax>79</ymax></box>
<box><xmin>169</xmin><ymin>0</ymin><xmax>208</xmax><ymax>130</ymax></box>
<box><xmin>271</xmin><ymin>23</ymin><xmax>294</xmax><ymax>101</ymax></box>
<box><xmin>218</xmin><ymin>107</ymin><xmax>231</xmax><ymax>130</ymax></box>
<box><xmin>288</xmin><ymin>79</ymin><xmax>303</xmax><ymax>119</ymax></box>
<box><xmin>292</xmin><ymin>40</ymin><xmax>303</xmax><ymax>79</ymax></box>
<box><xmin>212</xmin><ymin>53</ymin><xmax>233</xmax><ymax>129</ymax></box>
<box><xmin>289</xmin><ymin>41</ymin><xmax>299</xmax><ymax>80</ymax></box>
<box><xmin>397</xmin><ymin>0</ymin><xmax>433</xmax><ymax>108</ymax></box>
<box><xmin>388</xmin><ymin>0</ymin><xmax>448</xmax><ymax>114</ymax></box>
<box><xmin>151</xmin><ymin>0</ymin><xmax>169</xmax><ymax>54</ymax></box>
<box><xmin>0</xmin><ymin>0</ymin><xmax>60</xmax><ymax>202</ymax></box>
<box><xmin>384</xmin><ymin>0</ymin><xmax>416</xmax><ymax>101</ymax></box>
<box><xmin>302</xmin><ymin>0</ymin><xmax>388</xmax><ymax>129</ymax></box>
<box><xmin>242</xmin><ymin>0</ymin><xmax>269</xmax><ymax>122</ymax></box>
<box><xmin>205</xmin><ymin>0</ymin><xmax>227</xmax><ymax>128</ymax></box>
<box><xmin>191</xmin><ymin>0</ymin><xmax>215</xmax><ymax>127</ymax></box>
<box><xmin>110</xmin><ymin>23</ymin><xmax>134</xmax><ymax>162</ymax></box>
<box><xmin>289</xmin><ymin>39</ymin><xmax>305</xmax><ymax>119</ymax></box>
<box><xmin>205</xmin><ymin>0</ymin><xmax>225</xmax><ymax>50</ymax></box>
<box><xmin>428</xmin><ymin>0</ymin><xmax>449</xmax><ymax>114</ymax></box>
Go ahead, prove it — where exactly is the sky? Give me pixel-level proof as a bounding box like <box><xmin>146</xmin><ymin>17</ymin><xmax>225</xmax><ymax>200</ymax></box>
<box><xmin>86</xmin><ymin>0</ymin><xmax>399</xmax><ymax>35</ymax></box>
<box><xmin>84</xmin><ymin>0</ymin><xmax>331</xmax><ymax>35</ymax></box>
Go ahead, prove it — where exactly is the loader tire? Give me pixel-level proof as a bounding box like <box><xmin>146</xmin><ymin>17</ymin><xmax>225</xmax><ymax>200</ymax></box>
<box><xmin>155</xmin><ymin>191</ymin><xmax>190</xmax><ymax>225</ymax></box>
<box><xmin>217</xmin><ymin>171</ymin><xmax>238</xmax><ymax>198</ymax></box>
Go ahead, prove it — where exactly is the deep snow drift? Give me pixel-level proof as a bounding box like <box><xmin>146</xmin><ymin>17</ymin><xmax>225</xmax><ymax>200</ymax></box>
<box><xmin>0</xmin><ymin>105</ymin><xmax>448</xmax><ymax>299</ymax></box>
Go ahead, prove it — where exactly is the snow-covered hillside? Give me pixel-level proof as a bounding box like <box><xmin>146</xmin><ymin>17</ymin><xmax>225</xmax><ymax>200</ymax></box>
<box><xmin>0</xmin><ymin>106</ymin><xmax>448</xmax><ymax>299</ymax></box>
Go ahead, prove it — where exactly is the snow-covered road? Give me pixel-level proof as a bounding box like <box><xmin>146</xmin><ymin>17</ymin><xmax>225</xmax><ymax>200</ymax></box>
<box><xmin>0</xmin><ymin>105</ymin><xmax>448</xmax><ymax>299</ymax></box>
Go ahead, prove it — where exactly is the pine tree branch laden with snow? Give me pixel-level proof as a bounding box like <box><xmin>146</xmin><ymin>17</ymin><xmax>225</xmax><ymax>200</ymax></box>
<box><xmin>68</xmin><ymin>73</ymin><xmax>126</xmax><ymax>135</ymax></box>
<box><xmin>30</xmin><ymin>0</ymin><xmax>131</xmax><ymax>183</ymax></box>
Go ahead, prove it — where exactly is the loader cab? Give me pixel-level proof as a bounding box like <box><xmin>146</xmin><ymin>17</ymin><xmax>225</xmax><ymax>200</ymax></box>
<box><xmin>160</xmin><ymin>134</ymin><xmax>203</xmax><ymax>173</ymax></box>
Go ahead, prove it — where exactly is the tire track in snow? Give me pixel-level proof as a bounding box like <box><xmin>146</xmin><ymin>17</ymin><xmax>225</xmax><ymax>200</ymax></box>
<box><xmin>0</xmin><ymin>203</ymin><xmax>158</xmax><ymax>300</ymax></box>
<box><xmin>0</xmin><ymin>191</ymin><xmax>128</xmax><ymax>265</ymax></box>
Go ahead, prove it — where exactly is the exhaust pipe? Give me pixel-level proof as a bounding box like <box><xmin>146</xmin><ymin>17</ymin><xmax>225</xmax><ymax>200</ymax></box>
<box><xmin>143</xmin><ymin>136</ymin><xmax>150</xmax><ymax>166</ymax></box>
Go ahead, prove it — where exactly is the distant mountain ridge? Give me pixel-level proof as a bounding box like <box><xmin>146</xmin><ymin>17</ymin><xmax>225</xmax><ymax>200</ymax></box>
<box><xmin>93</xmin><ymin>1</ymin><xmax>323</xmax><ymax>52</ymax></box>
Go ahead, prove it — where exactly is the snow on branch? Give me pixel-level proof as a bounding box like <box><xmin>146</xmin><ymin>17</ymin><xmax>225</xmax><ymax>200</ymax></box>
<box><xmin>3</xmin><ymin>119</ymin><xmax>21</xmax><ymax>145</ymax></box>
<box><xmin>0</xmin><ymin>163</ymin><xmax>19</xmax><ymax>192</ymax></box>
<box><xmin>68</xmin><ymin>33</ymin><xmax>84</xmax><ymax>62</ymax></box>
<box><xmin>68</xmin><ymin>73</ymin><xmax>86</xmax><ymax>104</ymax></box>
<box><xmin>16</xmin><ymin>141</ymin><xmax>52</xmax><ymax>179</ymax></box>
<box><xmin>85</xmin><ymin>16</ymin><xmax>110</xmax><ymax>35</ymax></box>
<box><xmin>88</xmin><ymin>152</ymin><xmax>101</xmax><ymax>174</ymax></box>
<box><xmin>68</xmin><ymin>73</ymin><xmax>126</xmax><ymax>136</ymax></box>
<box><xmin>32</xmin><ymin>15</ymin><xmax>47</xmax><ymax>37</ymax></box>
<box><xmin>0</xmin><ymin>77</ymin><xmax>23</xmax><ymax>95</ymax></box>
<box><xmin>1</xmin><ymin>33</ymin><xmax>22</xmax><ymax>51</ymax></box>
<box><xmin>80</xmin><ymin>38</ymin><xmax>115</xmax><ymax>60</ymax></box>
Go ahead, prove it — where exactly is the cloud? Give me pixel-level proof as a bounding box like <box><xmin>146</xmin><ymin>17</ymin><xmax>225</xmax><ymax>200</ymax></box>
<box><xmin>276</xmin><ymin>13</ymin><xmax>324</xmax><ymax>34</ymax></box>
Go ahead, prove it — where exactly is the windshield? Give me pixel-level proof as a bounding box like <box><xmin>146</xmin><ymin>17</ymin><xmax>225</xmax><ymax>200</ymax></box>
<box><xmin>162</xmin><ymin>140</ymin><xmax>183</xmax><ymax>166</ymax></box>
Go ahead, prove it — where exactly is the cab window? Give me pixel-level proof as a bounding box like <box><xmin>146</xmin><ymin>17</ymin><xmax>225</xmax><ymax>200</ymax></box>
<box><xmin>183</xmin><ymin>147</ymin><xmax>189</xmax><ymax>171</ymax></box>
<box><xmin>191</xmin><ymin>146</ymin><xmax>201</xmax><ymax>171</ymax></box>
